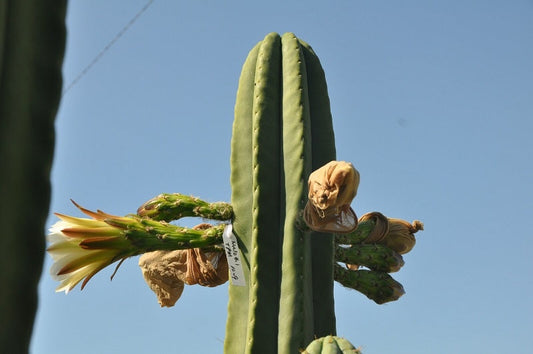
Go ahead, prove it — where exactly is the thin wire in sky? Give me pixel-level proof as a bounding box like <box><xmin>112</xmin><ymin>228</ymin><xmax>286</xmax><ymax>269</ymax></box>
<box><xmin>62</xmin><ymin>0</ymin><xmax>155</xmax><ymax>97</ymax></box>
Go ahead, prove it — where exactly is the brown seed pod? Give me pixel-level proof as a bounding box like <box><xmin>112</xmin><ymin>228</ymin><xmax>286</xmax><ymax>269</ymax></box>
<box><xmin>304</xmin><ymin>161</ymin><xmax>360</xmax><ymax>233</ymax></box>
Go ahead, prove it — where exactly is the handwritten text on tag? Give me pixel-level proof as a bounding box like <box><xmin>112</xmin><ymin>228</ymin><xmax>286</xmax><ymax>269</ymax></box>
<box><xmin>222</xmin><ymin>224</ymin><xmax>246</xmax><ymax>286</ymax></box>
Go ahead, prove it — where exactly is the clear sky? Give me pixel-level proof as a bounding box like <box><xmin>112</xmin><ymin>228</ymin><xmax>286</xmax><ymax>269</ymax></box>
<box><xmin>31</xmin><ymin>1</ymin><xmax>533</xmax><ymax>353</ymax></box>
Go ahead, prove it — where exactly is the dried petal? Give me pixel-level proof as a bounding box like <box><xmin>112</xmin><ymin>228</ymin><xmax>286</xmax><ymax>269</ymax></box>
<box><xmin>138</xmin><ymin>223</ymin><xmax>229</xmax><ymax>307</ymax></box>
<box><xmin>185</xmin><ymin>249</ymin><xmax>228</xmax><ymax>286</ymax></box>
<box><xmin>358</xmin><ymin>212</ymin><xmax>389</xmax><ymax>243</ymax></box>
<box><xmin>139</xmin><ymin>250</ymin><xmax>187</xmax><ymax>307</ymax></box>
<box><xmin>381</xmin><ymin>219</ymin><xmax>423</xmax><ymax>254</ymax></box>
<box><xmin>304</xmin><ymin>161</ymin><xmax>360</xmax><ymax>233</ymax></box>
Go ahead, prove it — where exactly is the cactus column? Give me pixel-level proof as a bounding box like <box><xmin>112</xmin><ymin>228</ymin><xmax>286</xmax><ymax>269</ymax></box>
<box><xmin>0</xmin><ymin>1</ymin><xmax>67</xmax><ymax>351</ymax></box>
<box><xmin>225</xmin><ymin>32</ymin><xmax>337</xmax><ymax>354</ymax></box>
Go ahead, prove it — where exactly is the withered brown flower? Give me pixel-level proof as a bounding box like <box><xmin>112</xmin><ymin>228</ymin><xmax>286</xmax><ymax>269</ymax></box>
<box><xmin>304</xmin><ymin>161</ymin><xmax>360</xmax><ymax>233</ymax></box>
<box><xmin>139</xmin><ymin>223</ymin><xmax>228</xmax><ymax>307</ymax></box>
<box><xmin>381</xmin><ymin>218</ymin><xmax>424</xmax><ymax>254</ymax></box>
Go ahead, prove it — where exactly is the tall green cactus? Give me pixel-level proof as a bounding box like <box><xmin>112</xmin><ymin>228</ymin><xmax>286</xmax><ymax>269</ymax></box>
<box><xmin>225</xmin><ymin>32</ymin><xmax>337</xmax><ymax>354</ymax></box>
<box><xmin>0</xmin><ymin>1</ymin><xmax>67</xmax><ymax>351</ymax></box>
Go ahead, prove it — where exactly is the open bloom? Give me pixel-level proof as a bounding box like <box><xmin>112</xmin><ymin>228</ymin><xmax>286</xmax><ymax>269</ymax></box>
<box><xmin>47</xmin><ymin>202</ymin><xmax>136</xmax><ymax>293</ymax></box>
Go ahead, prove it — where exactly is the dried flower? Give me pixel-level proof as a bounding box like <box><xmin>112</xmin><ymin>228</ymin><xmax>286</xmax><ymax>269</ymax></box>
<box><xmin>381</xmin><ymin>218</ymin><xmax>424</xmax><ymax>254</ymax></box>
<box><xmin>139</xmin><ymin>223</ymin><xmax>228</xmax><ymax>307</ymax></box>
<box><xmin>304</xmin><ymin>161</ymin><xmax>360</xmax><ymax>233</ymax></box>
<box><xmin>358</xmin><ymin>212</ymin><xmax>389</xmax><ymax>243</ymax></box>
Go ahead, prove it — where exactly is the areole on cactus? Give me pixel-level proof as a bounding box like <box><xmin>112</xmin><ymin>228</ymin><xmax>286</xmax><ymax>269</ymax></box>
<box><xmin>47</xmin><ymin>32</ymin><xmax>423</xmax><ymax>353</ymax></box>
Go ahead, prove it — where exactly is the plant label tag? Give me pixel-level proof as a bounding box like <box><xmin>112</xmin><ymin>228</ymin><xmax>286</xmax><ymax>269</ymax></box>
<box><xmin>222</xmin><ymin>224</ymin><xmax>246</xmax><ymax>286</ymax></box>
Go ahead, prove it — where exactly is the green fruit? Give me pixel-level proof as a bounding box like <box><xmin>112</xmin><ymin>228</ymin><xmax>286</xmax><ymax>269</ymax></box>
<box><xmin>334</xmin><ymin>266</ymin><xmax>405</xmax><ymax>304</ymax></box>
<box><xmin>335</xmin><ymin>244</ymin><xmax>404</xmax><ymax>273</ymax></box>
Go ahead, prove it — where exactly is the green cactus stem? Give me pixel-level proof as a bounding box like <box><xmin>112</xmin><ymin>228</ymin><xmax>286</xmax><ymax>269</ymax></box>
<box><xmin>225</xmin><ymin>32</ymin><xmax>337</xmax><ymax>354</ymax></box>
<box><xmin>334</xmin><ymin>265</ymin><xmax>405</xmax><ymax>304</ymax></box>
<box><xmin>105</xmin><ymin>217</ymin><xmax>226</xmax><ymax>251</ymax></box>
<box><xmin>137</xmin><ymin>193</ymin><xmax>233</xmax><ymax>222</ymax></box>
<box><xmin>335</xmin><ymin>244</ymin><xmax>404</xmax><ymax>273</ymax></box>
<box><xmin>303</xmin><ymin>335</ymin><xmax>362</xmax><ymax>354</ymax></box>
<box><xmin>334</xmin><ymin>219</ymin><xmax>376</xmax><ymax>245</ymax></box>
<box><xmin>0</xmin><ymin>1</ymin><xmax>66</xmax><ymax>351</ymax></box>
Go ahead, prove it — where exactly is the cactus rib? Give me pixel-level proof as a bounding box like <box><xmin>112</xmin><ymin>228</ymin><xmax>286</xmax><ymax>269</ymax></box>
<box><xmin>277</xmin><ymin>32</ymin><xmax>315</xmax><ymax>352</ymax></box>
<box><xmin>300</xmin><ymin>39</ymin><xmax>338</xmax><ymax>337</ymax></box>
<box><xmin>246</xmin><ymin>32</ymin><xmax>283</xmax><ymax>353</ymax></box>
<box><xmin>224</xmin><ymin>40</ymin><xmax>260</xmax><ymax>354</ymax></box>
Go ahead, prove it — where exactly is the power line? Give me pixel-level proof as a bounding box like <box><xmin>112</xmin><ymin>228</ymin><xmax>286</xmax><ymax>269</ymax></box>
<box><xmin>62</xmin><ymin>0</ymin><xmax>155</xmax><ymax>97</ymax></box>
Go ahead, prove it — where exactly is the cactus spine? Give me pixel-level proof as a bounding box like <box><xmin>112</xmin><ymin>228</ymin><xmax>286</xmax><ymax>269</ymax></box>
<box><xmin>0</xmin><ymin>1</ymin><xmax>67</xmax><ymax>351</ymax></box>
<box><xmin>225</xmin><ymin>32</ymin><xmax>336</xmax><ymax>354</ymax></box>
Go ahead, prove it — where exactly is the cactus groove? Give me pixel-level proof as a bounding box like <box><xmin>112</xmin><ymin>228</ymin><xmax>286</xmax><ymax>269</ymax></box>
<box><xmin>225</xmin><ymin>32</ymin><xmax>337</xmax><ymax>354</ymax></box>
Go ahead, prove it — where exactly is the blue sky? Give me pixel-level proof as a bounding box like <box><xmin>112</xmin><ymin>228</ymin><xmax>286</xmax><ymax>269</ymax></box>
<box><xmin>32</xmin><ymin>1</ymin><xmax>533</xmax><ymax>353</ymax></box>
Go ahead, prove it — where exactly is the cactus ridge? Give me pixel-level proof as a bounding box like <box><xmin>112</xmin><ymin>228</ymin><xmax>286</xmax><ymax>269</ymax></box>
<box><xmin>246</xmin><ymin>32</ymin><xmax>283</xmax><ymax>352</ymax></box>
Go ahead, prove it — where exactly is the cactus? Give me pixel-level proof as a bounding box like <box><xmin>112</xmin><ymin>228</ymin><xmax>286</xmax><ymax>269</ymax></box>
<box><xmin>224</xmin><ymin>32</ymin><xmax>337</xmax><ymax>354</ymax></box>
<box><xmin>45</xmin><ymin>31</ymin><xmax>424</xmax><ymax>354</ymax></box>
<box><xmin>0</xmin><ymin>1</ymin><xmax>67</xmax><ymax>351</ymax></box>
<box><xmin>303</xmin><ymin>335</ymin><xmax>362</xmax><ymax>354</ymax></box>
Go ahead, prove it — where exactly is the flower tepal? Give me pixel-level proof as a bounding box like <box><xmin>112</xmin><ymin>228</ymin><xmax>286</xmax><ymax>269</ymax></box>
<box><xmin>47</xmin><ymin>203</ymin><xmax>136</xmax><ymax>294</ymax></box>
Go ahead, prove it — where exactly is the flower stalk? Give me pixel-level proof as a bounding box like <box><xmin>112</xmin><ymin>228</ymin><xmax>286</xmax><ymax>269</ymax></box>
<box><xmin>137</xmin><ymin>193</ymin><xmax>233</xmax><ymax>222</ymax></box>
<box><xmin>47</xmin><ymin>201</ymin><xmax>225</xmax><ymax>293</ymax></box>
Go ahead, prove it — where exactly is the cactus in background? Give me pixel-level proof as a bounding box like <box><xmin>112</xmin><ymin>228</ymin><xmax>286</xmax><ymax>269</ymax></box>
<box><xmin>225</xmin><ymin>32</ymin><xmax>337</xmax><ymax>354</ymax></box>
<box><xmin>0</xmin><ymin>1</ymin><xmax>67</xmax><ymax>351</ymax></box>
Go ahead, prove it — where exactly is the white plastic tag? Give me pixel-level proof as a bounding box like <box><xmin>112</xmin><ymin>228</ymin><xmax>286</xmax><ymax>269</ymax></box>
<box><xmin>222</xmin><ymin>224</ymin><xmax>246</xmax><ymax>286</ymax></box>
